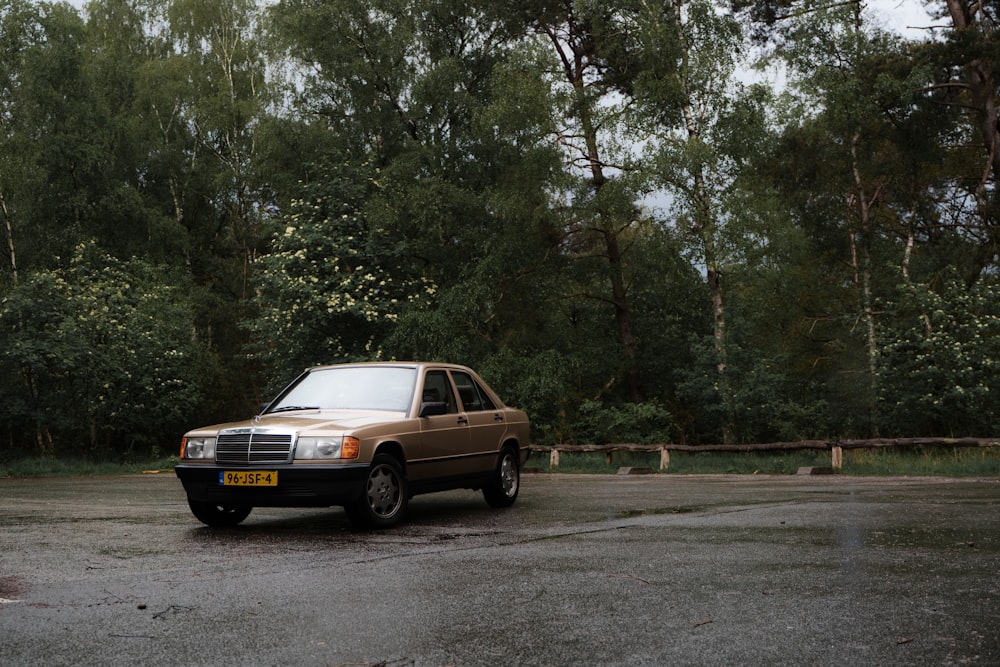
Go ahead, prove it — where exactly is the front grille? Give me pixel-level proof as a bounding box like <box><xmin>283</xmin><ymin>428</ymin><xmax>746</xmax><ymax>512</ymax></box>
<box><xmin>216</xmin><ymin>429</ymin><xmax>293</xmax><ymax>464</ymax></box>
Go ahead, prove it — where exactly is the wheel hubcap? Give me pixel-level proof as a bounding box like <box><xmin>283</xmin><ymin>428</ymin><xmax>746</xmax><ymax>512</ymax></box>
<box><xmin>367</xmin><ymin>466</ymin><xmax>401</xmax><ymax>517</ymax></box>
<box><xmin>500</xmin><ymin>455</ymin><xmax>518</xmax><ymax>497</ymax></box>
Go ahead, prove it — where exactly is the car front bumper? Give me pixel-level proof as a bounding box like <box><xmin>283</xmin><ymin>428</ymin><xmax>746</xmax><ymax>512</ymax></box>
<box><xmin>175</xmin><ymin>462</ymin><xmax>369</xmax><ymax>507</ymax></box>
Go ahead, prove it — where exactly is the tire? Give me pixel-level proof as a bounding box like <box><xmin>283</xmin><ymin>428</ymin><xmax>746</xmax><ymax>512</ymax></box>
<box><xmin>187</xmin><ymin>499</ymin><xmax>252</xmax><ymax>527</ymax></box>
<box><xmin>483</xmin><ymin>446</ymin><xmax>520</xmax><ymax>508</ymax></box>
<box><xmin>346</xmin><ymin>454</ymin><xmax>408</xmax><ymax>529</ymax></box>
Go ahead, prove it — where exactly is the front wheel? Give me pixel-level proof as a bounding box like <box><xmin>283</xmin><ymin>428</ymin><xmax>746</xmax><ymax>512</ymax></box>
<box><xmin>187</xmin><ymin>499</ymin><xmax>252</xmax><ymax>527</ymax></box>
<box><xmin>346</xmin><ymin>454</ymin><xmax>408</xmax><ymax>529</ymax></box>
<box><xmin>483</xmin><ymin>447</ymin><xmax>520</xmax><ymax>508</ymax></box>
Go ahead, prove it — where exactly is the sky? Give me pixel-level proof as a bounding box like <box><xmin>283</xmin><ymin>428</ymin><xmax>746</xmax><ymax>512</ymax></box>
<box><xmin>869</xmin><ymin>0</ymin><xmax>939</xmax><ymax>38</ymax></box>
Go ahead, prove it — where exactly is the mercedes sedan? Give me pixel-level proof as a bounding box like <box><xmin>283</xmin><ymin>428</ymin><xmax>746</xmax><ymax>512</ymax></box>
<box><xmin>175</xmin><ymin>362</ymin><xmax>531</xmax><ymax>529</ymax></box>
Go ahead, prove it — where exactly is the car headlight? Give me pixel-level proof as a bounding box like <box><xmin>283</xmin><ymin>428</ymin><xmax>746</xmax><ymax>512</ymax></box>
<box><xmin>182</xmin><ymin>437</ymin><xmax>216</xmax><ymax>460</ymax></box>
<box><xmin>295</xmin><ymin>436</ymin><xmax>344</xmax><ymax>460</ymax></box>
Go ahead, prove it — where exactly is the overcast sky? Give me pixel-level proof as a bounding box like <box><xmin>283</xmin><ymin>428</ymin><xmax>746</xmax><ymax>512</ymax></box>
<box><xmin>870</xmin><ymin>0</ymin><xmax>940</xmax><ymax>38</ymax></box>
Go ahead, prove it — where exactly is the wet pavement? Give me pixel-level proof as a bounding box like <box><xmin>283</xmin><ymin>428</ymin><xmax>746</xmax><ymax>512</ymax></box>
<box><xmin>0</xmin><ymin>472</ymin><xmax>998</xmax><ymax>666</ymax></box>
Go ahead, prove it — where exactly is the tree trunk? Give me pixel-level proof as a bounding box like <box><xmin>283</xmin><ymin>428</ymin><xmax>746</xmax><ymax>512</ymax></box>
<box><xmin>848</xmin><ymin>132</ymin><xmax>880</xmax><ymax>437</ymax></box>
<box><xmin>1</xmin><ymin>195</ymin><xmax>17</xmax><ymax>287</ymax></box>
<box><xmin>945</xmin><ymin>0</ymin><xmax>1000</xmax><ymax>183</ymax></box>
<box><xmin>672</xmin><ymin>0</ymin><xmax>732</xmax><ymax>440</ymax></box>
<box><xmin>604</xmin><ymin>227</ymin><xmax>644</xmax><ymax>403</ymax></box>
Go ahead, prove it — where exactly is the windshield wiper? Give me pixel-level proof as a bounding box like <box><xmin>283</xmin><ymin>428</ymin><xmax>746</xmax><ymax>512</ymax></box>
<box><xmin>268</xmin><ymin>405</ymin><xmax>320</xmax><ymax>413</ymax></box>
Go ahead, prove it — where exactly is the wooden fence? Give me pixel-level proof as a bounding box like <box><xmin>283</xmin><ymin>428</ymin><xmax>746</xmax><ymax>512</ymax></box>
<box><xmin>528</xmin><ymin>438</ymin><xmax>1000</xmax><ymax>472</ymax></box>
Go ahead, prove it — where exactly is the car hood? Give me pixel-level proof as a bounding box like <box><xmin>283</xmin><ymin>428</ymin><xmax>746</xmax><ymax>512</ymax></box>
<box><xmin>195</xmin><ymin>410</ymin><xmax>407</xmax><ymax>435</ymax></box>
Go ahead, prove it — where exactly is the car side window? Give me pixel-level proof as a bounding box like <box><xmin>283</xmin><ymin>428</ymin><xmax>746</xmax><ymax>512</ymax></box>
<box><xmin>452</xmin><ymin>371</ymin><xmax>495</xmax><ymax>412</ymax></box>
<box><xmin>422</xmin><ymin>370</ymin><xmax>458</xmax><ymax>414</ymax></box>
<box><xmin>475</xmin><ymin>380</ymin><xmax>497</xmax><ymax>410</ymax></box>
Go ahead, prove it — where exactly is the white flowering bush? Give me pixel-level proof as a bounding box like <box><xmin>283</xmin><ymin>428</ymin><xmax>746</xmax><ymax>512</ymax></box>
<box><xmin>249</xmin><ymin>161</ymin><xmax>431</xmax><ymax>386</ymax></box>
<box><xmin>877</xmin><ymin>277</ymin><xmax>1000</xmax><ymax>436</ymax></box>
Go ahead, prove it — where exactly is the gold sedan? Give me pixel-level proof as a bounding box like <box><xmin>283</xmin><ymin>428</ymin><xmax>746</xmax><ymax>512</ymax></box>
<box><xmin>175</xmin><ymin>362</ymin><xmax>531</xmax><ymax>529</ymax></box>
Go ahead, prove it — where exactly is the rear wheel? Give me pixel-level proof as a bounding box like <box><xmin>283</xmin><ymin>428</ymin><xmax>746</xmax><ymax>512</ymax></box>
<box><xmin>483</xmin><ymin>446</ymin><xmax>520</xmax><ymax>508</ymax></box>
<box><xmin>346</xmin><ymin>454</ymin><xmax>408</xmax><ymax>529</ymax></box>
<box><xmin>187</xmin><ymin>499</ymin><xmax>252</xmax><ymax>527</ymax></box>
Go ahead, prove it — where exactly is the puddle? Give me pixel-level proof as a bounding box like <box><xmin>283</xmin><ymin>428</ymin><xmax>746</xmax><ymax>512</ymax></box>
<box><xmin>0</xmin><ymin>575</ymin><xmax>28</xmax><ymax>600</ymax></box>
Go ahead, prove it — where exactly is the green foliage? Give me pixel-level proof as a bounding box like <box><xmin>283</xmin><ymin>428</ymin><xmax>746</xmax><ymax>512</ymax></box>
<box><xmin>671</xmin><ymin>334</ymin><xmax>831</xmax><ymax>445</ymax></box>
<box><xmin>572</xmin><ymin>400</ymin><xmax>675</xmax><ymax>445</ymax></box>
<box><xmin>877</xmin><ymin>277</ymin><xmax>1000</xmax><ymax>436</ymax></box>
<box><xmin>1</xmin><ymin>0</ymin><xmax>999</xmax><ymax>462</ymax></box>
<box><xmin>0</xmin><ymin>243</ymin><xmax>203</xmax><ymax>456</ymax></box>
<box><xmin>248</xmin><ymin>159</ymin><xmax>431</xmax><ymax>389</ymax></box>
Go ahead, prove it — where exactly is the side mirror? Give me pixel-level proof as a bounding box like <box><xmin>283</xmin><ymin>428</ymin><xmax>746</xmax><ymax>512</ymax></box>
<box><xmin>419</xmin><ymin>401</ymin><xmax>448</xmax><ymax>418</ymax></box>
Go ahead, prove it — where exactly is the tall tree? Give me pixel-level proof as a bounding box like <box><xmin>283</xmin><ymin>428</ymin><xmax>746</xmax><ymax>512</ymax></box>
<box><xmin>0</xmin><ymin>0</ymin><xmax>95</xmax><ymax>279</ymax></box>
<box><xmin>127</xmin><ymin>0</ymin><xmax>274</xmax><ymax>414</ymax></box>
<box><xmin>144</xmin><ymin>0</ymin><xmax>272</xmax><ymax>302</ymax></box>
<box><xmin>522</xmin><ymin>0</ymin><xmax>652</xmax><ymax>403</ymax></box>
<box><xmin>763</xmin><ymin>2</ymin><xmax>947</xmax><ymax>435</ymax></box>
<box><xmin>266</xmin><ymin>0</ymin><xmax>564</xmax><ymax>386</ymax></box>
<box><xmin>609</xmin><ymin>0</ymin><xmax>751</xmax><ymax>440</ymax></box>
<box><xmin>922</xmin><ymin>0</ymin><xmax>1000</xmax><ymax>274</ymax></box>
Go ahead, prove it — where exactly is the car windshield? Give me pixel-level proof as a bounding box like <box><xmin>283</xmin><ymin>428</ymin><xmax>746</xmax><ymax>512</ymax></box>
<box><xmin>269</xmin><ymin>366</ymin><xmax>417</xmax><ymax>413</ymax></box>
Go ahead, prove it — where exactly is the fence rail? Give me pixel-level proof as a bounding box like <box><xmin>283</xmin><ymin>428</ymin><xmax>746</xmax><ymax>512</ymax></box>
<box><xmin>527</xmin><ymin>438</ymin><xmax>1000</xmax><ymax>471</ymax></box>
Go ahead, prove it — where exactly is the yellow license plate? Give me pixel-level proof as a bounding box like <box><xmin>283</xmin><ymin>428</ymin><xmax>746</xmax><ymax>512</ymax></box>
<box><xmin>221</xmin><ymin>471</ymin><xmax>278</xmax><ymax>486</ymax></box>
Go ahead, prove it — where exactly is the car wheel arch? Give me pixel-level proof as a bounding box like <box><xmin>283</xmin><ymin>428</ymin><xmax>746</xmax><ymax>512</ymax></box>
<box><xmin>500</xmin><ymin>439</ymin><xmax>521</xmax><ymax>456</ymax></box>
<box><xmin>373</xmin><ymin>441</ymin><xmax>406</xmax><ymax>469</ymax></box>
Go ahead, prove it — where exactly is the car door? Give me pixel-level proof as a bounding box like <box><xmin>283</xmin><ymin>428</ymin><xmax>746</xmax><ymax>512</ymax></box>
<box><xmin>450</xmin><ymin>370</ymin><xmax>508</xmax><ymax>474</ymax></box>
<box><xmin>414</xmin><ymin>369</ymin><xmax>471</xmax><ymax>482</ymax></box>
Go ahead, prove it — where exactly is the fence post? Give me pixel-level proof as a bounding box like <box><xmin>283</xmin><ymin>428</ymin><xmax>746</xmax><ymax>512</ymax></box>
<box><xmin>831</xmin><ymin>446</ymin><xmax>843</xmax><ymax>470</ymax></box>
<box><xmin>659</xmin><ymin>447</ymin><xmax>670</xmax><ymax>471</ymax></box>
<box><xmin>550</xmin><ymin>448</ymin><xmax>560</xmax><ymax>469</ymax></box>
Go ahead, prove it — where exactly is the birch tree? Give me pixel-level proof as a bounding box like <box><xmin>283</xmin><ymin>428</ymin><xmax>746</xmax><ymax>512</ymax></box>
<box><xmin>771</xmin><ymin>2</ymin><xmax>939</xmax><ymax>435</ymax></box>
<box><xmin>606</xmin><ymin>0</ymin><xmax>754</xmax><ymax>441</ymax></box>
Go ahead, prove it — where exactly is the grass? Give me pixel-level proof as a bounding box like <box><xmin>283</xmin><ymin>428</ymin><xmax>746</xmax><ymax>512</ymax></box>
<box><xmin>527</xmin><ymin>447</ymin><xmax>1000</xmax><ymax>476</ymax></box>
<box><xmin>0</xmin><ymin>456</ymin><xmax>179</xmax><ymax>478</ymax></box>
<box><xmin>840</xmin><ymin>446</ymin><xmax>1000</xmax><ymax>476</ymax></box>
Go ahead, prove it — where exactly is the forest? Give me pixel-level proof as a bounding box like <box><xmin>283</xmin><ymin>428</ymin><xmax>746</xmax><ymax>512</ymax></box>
<box><xmin>1</xmin><ymin>0</ymin><xmax>998</xmax><ymax>459</ymax></box>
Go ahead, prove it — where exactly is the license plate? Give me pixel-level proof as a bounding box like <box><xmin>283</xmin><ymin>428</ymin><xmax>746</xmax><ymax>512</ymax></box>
<box><xmin>220</xmin><ymin>471</ymin><xmax>278</xmax><ymax>486</ymax></box>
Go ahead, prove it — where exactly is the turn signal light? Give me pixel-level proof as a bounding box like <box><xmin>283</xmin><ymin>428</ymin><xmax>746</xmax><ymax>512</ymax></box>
<box><xmin>342</xmin><ymin>436</ymin><xmax>360</xmax><ymax>459</ymax></box>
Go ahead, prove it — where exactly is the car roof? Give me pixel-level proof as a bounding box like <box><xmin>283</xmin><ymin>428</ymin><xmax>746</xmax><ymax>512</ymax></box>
<box><xmin>308</xmin><ymin>361</ymin><xmax>474</xmax><ymax>373</ymax></box>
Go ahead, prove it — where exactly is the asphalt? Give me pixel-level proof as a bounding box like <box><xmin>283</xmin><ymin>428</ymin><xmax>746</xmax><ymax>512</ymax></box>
<box><xmin>1</xmin><ymin>472</ymin><xmax>998</xmax><ymax>666</ymax></box>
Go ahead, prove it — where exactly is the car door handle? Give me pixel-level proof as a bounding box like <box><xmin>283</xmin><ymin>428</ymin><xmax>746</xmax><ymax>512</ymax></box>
<box><xmin>457</xmin><ymin>416</ymin><xmax>468</xmax><ymax>425</ymax></box>
<box><xmin>494</xmin><ymin>414</ymin><xmax>504</xmax><ymax>422</ymax></box>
